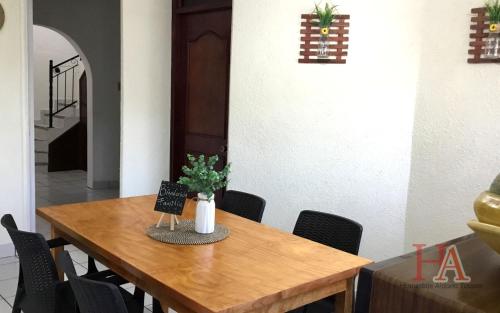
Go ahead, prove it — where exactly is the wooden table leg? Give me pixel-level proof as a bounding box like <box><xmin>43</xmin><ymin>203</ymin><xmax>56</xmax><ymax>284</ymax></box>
<box><xmin>50</xmin><ymin>226</ymin><xmax>64</xmax><ymax>281</ymax></box>
<box><xmin>335</xmin><ymin>278</ymin><xmax>354</xmax><ymax>313</ymax></box>
<box><xmin>153</xmin><ymin>298</ymin><xmax>165</xmax><ymax>313</ymax></box>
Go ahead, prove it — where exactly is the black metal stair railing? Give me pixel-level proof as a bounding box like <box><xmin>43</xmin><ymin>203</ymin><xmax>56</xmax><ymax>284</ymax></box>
<box><xmin>49</xmin><ymin>55</ymin><xmax>80</xmax><ymax>128</ymax></box>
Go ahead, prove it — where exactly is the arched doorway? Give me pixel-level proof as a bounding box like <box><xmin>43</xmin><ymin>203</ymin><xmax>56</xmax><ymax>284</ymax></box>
<box><xmin>31</xmin><ymin>25</ymin><xmax>114</xmax><ymax>237</ymax></box>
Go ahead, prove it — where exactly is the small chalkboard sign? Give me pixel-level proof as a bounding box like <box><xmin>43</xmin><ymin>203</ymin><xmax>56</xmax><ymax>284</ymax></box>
<box><xmin>155</xmin><ymin>181</ymin><xmax>188</xmax><ymax>216</ymax></box>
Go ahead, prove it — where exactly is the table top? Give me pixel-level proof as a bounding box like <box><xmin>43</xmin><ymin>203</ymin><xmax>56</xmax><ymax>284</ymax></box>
<box><xmin>357</xmin><ymin>234</ymin><xmax>500</xmax><ymax>313</ymax></box>
<box><xmin>38</xmin><ymin>195</ymin><xmax>371</xmax><ymax>313</ymax></box>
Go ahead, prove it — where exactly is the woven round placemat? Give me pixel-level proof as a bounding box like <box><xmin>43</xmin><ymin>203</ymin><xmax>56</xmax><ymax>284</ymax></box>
<box><xmin>146</xmin><ymin>220</ymin><xmax>230</xmax><ymax>245</ymax></box>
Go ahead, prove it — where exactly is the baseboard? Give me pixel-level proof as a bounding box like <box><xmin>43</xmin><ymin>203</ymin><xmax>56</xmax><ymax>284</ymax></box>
<box><xmin>0</xmin><ymin>243</ymin><xmax>15</xmax><ymax>258</ymax></box>
<box><xmin>92</xmin><ymin>180</ymin><xmax>119</xmax><ymax>189</ymax></box>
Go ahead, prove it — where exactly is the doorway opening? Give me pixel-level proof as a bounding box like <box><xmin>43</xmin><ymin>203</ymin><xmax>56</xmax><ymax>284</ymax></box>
<box><xmin>32</xmin><ymin>26</ymin><xmax>118</xmax><ymax>237</ymax></box>
<box><xmin>170</xmin><ymin>0</ymin><xmax>232</xmax><ymax>204</ymax></box>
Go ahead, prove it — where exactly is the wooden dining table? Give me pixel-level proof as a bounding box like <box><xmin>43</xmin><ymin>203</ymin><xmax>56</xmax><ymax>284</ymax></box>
<box><xmin>37</xmin><ymin>195</ymin><xmax>371</xmax><ymax>313</ymax></box>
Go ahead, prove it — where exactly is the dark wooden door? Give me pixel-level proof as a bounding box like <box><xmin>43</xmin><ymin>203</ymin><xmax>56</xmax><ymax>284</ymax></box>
<box><xmin>171</xmin><ymin>1</ymin><xmax>232</xmax><ymax>187</ymax></box>
<box><xmin>78</xmin><ymin>71</ymin><xmax>87</xmax><ymax>171</ymax></box>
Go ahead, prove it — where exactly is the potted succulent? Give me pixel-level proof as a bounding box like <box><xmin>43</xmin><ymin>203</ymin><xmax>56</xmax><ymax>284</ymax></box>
<box><xmin>487</xmin><ymin>0</ymin><xmax>500</xmax><ymax>33</ymax></box>
<box><xmin>485</xmin><ymin>0</ymin><xmax>500</xmax><ymax>58</ymax></box>
<box><xmin>314</xmin><ymin>2</ymin><xmax>338</xmax><ymax>58</ymax></box>
<box><xmin>178</xmin><ymin>154</ymin><xmax>231</xmax><ymax>234</ymax></box>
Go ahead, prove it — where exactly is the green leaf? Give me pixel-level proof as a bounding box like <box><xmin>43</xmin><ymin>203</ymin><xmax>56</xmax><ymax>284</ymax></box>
<box><xmin>486</xmin><ymin>0</ymin><xmax>500</xmax><ymax>23</ymax></box>
<box><xmin>314</xmin><ymin>1</ymin><xmax>338</xmax><ymax>28</ymax></box>
<box><xmin>177</xmin><ymin>154</ymin><xmax>231</xmax><ymax>198</ymax></box>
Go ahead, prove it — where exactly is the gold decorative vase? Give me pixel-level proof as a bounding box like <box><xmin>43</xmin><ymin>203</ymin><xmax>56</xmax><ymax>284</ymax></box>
<box><xmin>468</xmin><ymin>175</ymin><xmax>500</xmax><ymax>254</ymax></box>
<box><xmin>474</xmin><ymin>191</ymin><xmax>500</xmax><ymax>227</ymax></box>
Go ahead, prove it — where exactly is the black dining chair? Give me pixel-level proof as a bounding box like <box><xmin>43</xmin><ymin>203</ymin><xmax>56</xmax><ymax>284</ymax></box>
<box><xmin>58</xmin><ymin>251</ymin><xmax>144</xmax><ymax>313</ymax></box>
<box><xmin>221</xmin><ymin>190</ymin><xmax>266</xmax><ymax>223</ymax></box>
<box><xmin>1</xmin><ymin>214</ymin><xmax>143</xmax><ymax>313</ymax></box>
<box><xmin>290</xmin><ymin>210</ymin><xmax>363</xmax><ymax>313</ymax></box>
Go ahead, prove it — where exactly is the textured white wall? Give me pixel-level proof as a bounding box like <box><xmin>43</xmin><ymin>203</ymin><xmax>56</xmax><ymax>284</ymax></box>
<box><xmin>118</xmin><ymin>0</ymin><xmax>498</xmax><ymax>261</ymax></box>
<box><xmin>228</xmin><ymin>0</ymin><xmax>422</xmax><ymax>261</ymax></box>
<box><xmin>405</xmin><ymin>0</ymin><xmax>500</xmax><ymax>249</ymax></box>
<box><xmin>0</xmin><ymin>0</ymin><xmax>32</xmax><ymax>255</ymax></box>
<box><xmin>33</xmin><ymin>25</ymin><xmax>80</xmax><ymax>121</ymax></box>
<box><xmin>120</xmin><ymin>0</ymin><xmax>172</xmax><ymax>197</ymax></box>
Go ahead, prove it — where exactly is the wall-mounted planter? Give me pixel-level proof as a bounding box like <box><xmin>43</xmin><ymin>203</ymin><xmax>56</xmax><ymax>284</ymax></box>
<box><xmin>298</xmin><ymin>14</ymin><xmax>350</xmax><ymax>64</ymax></box>
<box><xmin>468</xmin><ymin>7</ymin><xmax>500</xmax><ymax>63</ymax></box>
<box><xmin>0</xmin><ymin>4</ymin><xmax>5</xmax><ymax>30</ymax></box>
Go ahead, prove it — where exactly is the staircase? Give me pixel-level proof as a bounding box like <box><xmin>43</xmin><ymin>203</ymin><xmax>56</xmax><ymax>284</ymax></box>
<box><xmin>35</xmin><ymin>55</ymin><xmax>82</xmax><ymax>167</ymax></box>
<box><xmin>35</xmin><ymin>103</ymin><xmax>80</xmax><ymax>166</ymax></box>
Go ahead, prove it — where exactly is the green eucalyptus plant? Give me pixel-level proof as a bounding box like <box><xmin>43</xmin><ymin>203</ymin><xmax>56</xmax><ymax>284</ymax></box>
<box><xmin>178</xmin><ymin>154</ymin><xmax>231</xmax><ymax>199</ymax></box>
<box><xmin>314</xmin><ymin>1</ymin><xmax>338</xmax><ymax>37</ymax></box>
<box><xmin>486</xmin><ymin>0</ymin><xmax>500</xmax><ymax>25</ymax></box>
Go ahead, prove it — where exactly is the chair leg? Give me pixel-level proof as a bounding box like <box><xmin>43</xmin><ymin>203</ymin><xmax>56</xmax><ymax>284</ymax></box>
<box><xmin>11</xmin><ymin>291</ymin><xmax>22</xmax><ymax>313</ymax></box>
<box><xmin>133</xmin><ymin>287</ymin><xmax>145</xmax><ymax>306</ymax></box>
<box><xmin>152</xmin><ymin>298</ymin><xmax>164</xmax><ymax>313</ymax></box>
<box><xmin>11</xmin><ymin>267</ymin><xmax>23</xmax><ymax>313</ymax></box>
<box><xmin>86</xmin><ymin>256</ymin><xmax>98</xmax><ymax>274</ymax></box>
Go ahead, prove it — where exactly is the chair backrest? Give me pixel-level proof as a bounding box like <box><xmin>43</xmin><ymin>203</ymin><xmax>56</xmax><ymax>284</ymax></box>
<box><xmin>1</xmin><ymin>214</ymin><xmax>60</xmax><ymax>313</ymax></box>
<box><xmin>221</xmin><ymin>190</ymin><xmax>266</xmax><ymax>223</ymax></box>
<box><xmin>293</xmin><ymin>210</ymin><xmax>363</xmax><ymax>255</ymax></box>
<box><xmin>58</xmin><ymin>251</ymin><xmax>129</xmax><ymax>313</ymax></box>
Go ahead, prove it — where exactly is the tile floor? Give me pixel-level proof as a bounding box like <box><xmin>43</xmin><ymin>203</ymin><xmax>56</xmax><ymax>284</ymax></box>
<box><xmin>0</xmin><ymin>166</ymin><xmax>157</xmax><ymax>312</ymax></box>
<box><xmin>35</xmin><ymin>165</ymin><xmax>119</xmax><ymax>208</ymax></box>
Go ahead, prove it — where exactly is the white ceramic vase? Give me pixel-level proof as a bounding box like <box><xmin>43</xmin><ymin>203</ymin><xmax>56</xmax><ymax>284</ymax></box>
<box><xmin>195</xmin><ymin>193</ymin><xmax>215</xmax><ymax>234</ymax></box>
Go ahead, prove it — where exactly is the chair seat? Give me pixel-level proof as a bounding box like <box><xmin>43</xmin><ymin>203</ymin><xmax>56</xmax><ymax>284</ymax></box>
<box><xmin>19</xmin><ymin>280</ymin><xmax>142</xmax><ymax>313</ymax></box>
<box><xmin>17</xmin><ymin>281</ymin><xmax>77</xmax><ymax>313</ymax></box>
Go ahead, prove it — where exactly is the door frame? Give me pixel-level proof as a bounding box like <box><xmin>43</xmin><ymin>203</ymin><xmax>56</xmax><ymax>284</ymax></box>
<box><xmin>169</xmin><ymin>0</ymin><xmax>232</xmax><ymax>181</ymax></box>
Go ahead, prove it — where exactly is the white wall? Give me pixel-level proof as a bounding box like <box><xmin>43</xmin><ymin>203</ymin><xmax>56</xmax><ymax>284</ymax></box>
<box><xmin>0</xmin><ymin>0</ymin><xmax>32</xmax><ymax>255</ymax></box>
<box><xmin>120</xmin><ymin>0</ymin><xmax>171</xmax><ymax>197</ymax></box>
<box><xmin>405</xmin><ymin>0</ymin><xmax>500</xmax><ymax>249</ymax></box>
<box><xmin>33</xmin><ymin>26</ymin><xmax>81</xmax><ymax>121</ymax></box>
<box><xmin>228</xmin><ymin>0</ymin><xmax>422</xmax><ymax>261</ymax></box>
<box><xmin>118</xmin><ymin>0</ymin><xmax>499</xmax><ymax>261</ymax></box>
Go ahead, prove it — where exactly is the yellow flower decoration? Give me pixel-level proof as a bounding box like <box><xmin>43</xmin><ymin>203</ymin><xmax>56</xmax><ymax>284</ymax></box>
<box><xmin>490</xmin><ymin>23</ymin><xmax>498</xmax><ymax>32</ymax></box>
<box><xmin>320</xmin><ymin>27</ymin><xmax>329</xmax><ymax>36</ymax></box>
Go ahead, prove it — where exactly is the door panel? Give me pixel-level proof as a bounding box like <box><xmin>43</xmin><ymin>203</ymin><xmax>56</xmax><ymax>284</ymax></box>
<box><xmin>186</xmin><ymin>32</ymin><xmax>228</xmax><ymax>138</ymax></box>
<box><xmin>171</xmin><ymin>3</ymin><xmax>232</xmax><ymax>198</ymax></box>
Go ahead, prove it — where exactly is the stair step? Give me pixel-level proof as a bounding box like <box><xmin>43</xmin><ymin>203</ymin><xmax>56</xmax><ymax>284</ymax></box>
<box><xmin>43</xmin><ymin>113</ymin><xmax>66</xmax><ymax>119</ymax></box>
<box><xmin>35</xmin><ymin>162</ymin><xmax>48</xmax><ymax>166</ymax></box>
<box><xmin>35</xmin><ymin>150</ymin><xmax>48</xmax><ymax>154</ymax></box>
<box><xmin>34</xmin><ymin>124</ymin><xmax>50</xmax><ymax>130</ymax></box>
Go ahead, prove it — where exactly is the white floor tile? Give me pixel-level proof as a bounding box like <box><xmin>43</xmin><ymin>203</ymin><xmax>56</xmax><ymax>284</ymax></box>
<box><xmin>69</xmin><ymin>250</ymin><xmax>89</xmax><ymax>263</ymax></box>
<box><xmin>74</xmin><ymin>262</ymin><xmax>88</xmax><ymax>276</ymax></box>
<box><xmin>0</xmin><ymin>257</ymin><xmax>18</xmax><ymax>266</ymax></box>
<box><xmin>3</xmin><ymin>296</ymin><xmax>13</xmax><ymax>306</ymax></box>
<box><xmin>0</xmin><ymin>262</ymin><xmax>19</xmax><ymax>281</ymax></box>
<box><xmin>65</xmin><ymin>244</ymin><xmax>79</xmax><ymax>252</ymax></box>
<box><xmin>0</xmin><ymin>277</ymin><xmax>19</xmax><ymax>298</ymax></box>
<box><xmin>0</xmin><ymin>298</ymin><xmax>11</xmax><ymax>313</ymax></box>
<box><xmin>145</xmin><ymin>293</ymin><xmax>153</xmax><ymax>306</ymax></box>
